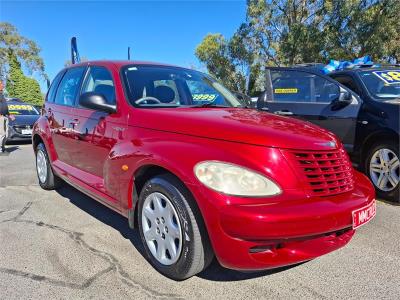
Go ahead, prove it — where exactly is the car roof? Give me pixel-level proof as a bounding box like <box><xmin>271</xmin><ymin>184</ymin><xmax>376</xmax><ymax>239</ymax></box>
<box><xmin>68</xmin><ymin>60</ymin><xmax>184</xmax><ymax>70</ymax></box>
<box><xmin>330</xmin><ymin>66</ymin><xmax>400</xmax><ymax>75</ymax></box>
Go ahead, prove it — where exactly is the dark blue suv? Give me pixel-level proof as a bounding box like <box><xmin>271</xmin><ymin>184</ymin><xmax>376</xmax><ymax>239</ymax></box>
<box><xmin>258</xmin><ymin>66</ymin><xmax>399</xmax><ymax>202</ymax></box>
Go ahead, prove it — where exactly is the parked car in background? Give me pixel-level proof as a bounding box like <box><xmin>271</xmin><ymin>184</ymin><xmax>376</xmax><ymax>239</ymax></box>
<box><xmin>6</xmin><ymin>99</ymin><xmax>40</xmax><ymax>142</ymax></box>
<box><xmin>258</xmin><ymin>66</ymin><xmax>399</xmax><ymax>202</ymax></box>
<box><xmin>33</xmin><ymin>60</ymin><xmax>375</xmax><ymax>280</ymax></box>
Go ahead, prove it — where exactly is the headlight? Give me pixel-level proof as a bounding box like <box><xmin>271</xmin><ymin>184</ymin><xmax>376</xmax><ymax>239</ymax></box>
<box><xmin>194</xmin><ymin>161</ymin><xmax>281</xmax><ymax>197</ymax></box>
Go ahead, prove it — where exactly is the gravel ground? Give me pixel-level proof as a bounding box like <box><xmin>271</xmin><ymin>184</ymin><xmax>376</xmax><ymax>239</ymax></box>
<box><xmin>0</xmin><ymin>144</ymin><xmax>399</xmax><ymax>299</ymax></box>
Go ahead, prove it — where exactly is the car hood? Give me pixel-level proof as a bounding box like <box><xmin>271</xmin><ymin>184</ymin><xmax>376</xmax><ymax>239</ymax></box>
<box><xmin>9</xmin><ymin>115</ymin><xmax>40</xmax><ymax>126</ymax></box>
<box><xmin>131</xmin><ymin>107</ymin><xmax>339</xmax><ymax>150</ymax></box>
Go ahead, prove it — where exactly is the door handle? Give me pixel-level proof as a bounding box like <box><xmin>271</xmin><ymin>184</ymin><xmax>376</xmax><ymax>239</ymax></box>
<box><xmin>274</xmin><ymin>110</ymin><xmax>293</xmax><ymax>116</ymax></box>
<box><xmin>69</xmin><ymin>119</ymin><xmax>79</xmax><ymax>126</ymax></box>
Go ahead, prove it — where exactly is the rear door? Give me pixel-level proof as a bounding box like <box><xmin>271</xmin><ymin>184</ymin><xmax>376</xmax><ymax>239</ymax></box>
<box><xmin>49</xmin><ymin>66</ymin><xmax>86</xmax><ymax>165</ymax></box>
<box><xmin>262</xmin><ymin>68</ymin><xmax>362</xmax><ymax>152</ymax></box>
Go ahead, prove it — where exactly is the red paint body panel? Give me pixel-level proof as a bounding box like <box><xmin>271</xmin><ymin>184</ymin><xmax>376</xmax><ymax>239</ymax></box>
<box><xmin>33</xmin><ymin>60</ymin><xmax>375</xmax><ymax>271</ymax></box>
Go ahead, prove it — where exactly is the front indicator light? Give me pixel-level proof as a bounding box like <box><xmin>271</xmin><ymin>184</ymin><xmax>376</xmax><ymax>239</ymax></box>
<box><xmin>194</xmin><ymin>161</ymin><xmax>281</xmax><ymax>197</ymax></box>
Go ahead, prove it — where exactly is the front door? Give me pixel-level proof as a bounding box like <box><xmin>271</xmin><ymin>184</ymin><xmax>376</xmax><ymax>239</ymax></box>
<box><xmin>263</xmin><ymin>69</ymin><xmax>361</xmax><ymax>152</ymax></box>
<box><xmin>71</xmin><ymin>65</ymin><xmax>123</xmax><ymax>202</ymax></box>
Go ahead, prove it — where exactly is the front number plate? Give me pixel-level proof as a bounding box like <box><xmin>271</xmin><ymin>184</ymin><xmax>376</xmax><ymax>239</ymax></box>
<box><xmin>352</xmin><ymin>200</ymin><xmax>376</xmax><ymax>229</ymax></box>
<box><xmin>22</xmin><ymin>129</ymin><xmax>32</xmax><ymax>135</ymax></box>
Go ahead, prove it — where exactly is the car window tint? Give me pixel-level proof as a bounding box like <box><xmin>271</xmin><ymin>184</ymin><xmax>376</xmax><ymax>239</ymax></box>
<box><xmin>82</xmin><ymin>66</ymin><xmax>116</xmax><ymax>105</ymax></box>
<box><xmin>314</xmin><ymin>76</ymin><xmax>340</xmax><ymax>103</ymax></box>
<box><xmin>46</xmin><ymin>70</ymin><xmax>65</xmax><ymax>103</ymax></box>
<box><xmin>270</xmin><ymin>71</ymin><xmax>313</xmax><ymax>102</ymax></box>
<box><xmin>54</xmin><ymin>67</ymin><xmax>85</xmax><ymax>106</ymax></box>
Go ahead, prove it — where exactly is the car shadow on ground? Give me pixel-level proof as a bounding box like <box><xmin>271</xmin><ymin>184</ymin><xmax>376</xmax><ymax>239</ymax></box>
<box><xmin>56</xmin><ymin>184</ymin><xmax>298</xmax><ymax>282</ymax></box>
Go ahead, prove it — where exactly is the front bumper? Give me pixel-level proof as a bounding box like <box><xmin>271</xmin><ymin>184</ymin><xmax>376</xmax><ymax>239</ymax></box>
<box><xmin>188</xmin><ymin>171</ymin><xmax>375</xmax><ymax>271</ymax></box>
<box><xmin>7</xmin><ymin>126</ymin><xmax>33</xmax><ymax>142</ymax></box>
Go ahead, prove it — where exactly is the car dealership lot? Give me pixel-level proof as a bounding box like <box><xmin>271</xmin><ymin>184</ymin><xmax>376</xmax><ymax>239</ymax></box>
<box><xmin>0</xmin><ymin>145</ymin><xmax>399</xmax><ymax>299</ymax></box>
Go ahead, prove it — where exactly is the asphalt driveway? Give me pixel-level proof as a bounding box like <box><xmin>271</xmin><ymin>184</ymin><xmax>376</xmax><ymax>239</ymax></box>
<box><xmin>0</xmin><ymin>144</ymin><xmax>399</xmax><ymax>299</ymax></box>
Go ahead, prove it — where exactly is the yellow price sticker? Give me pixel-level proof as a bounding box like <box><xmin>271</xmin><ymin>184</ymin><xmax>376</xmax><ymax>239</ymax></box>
<box><xmin>8</xmin><ymin>104</ymin><xmax>33</xmax><ymax>111</ymax></box>
<box><xmin>274</xmin><ymin>88</ymin><xmax>298</xmax><ymax>94</ymax></box>
<box><xmin>373</xmin><ymin>70</ymin><xmax>400</xmax><ymax>84</ymax></box>
<box><xmin>192</xmin><ymin>94</ymin><xmax>217</xmax><ymax>101</ymax></box>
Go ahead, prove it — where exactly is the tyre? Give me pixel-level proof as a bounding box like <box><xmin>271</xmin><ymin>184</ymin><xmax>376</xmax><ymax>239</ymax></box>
<box><xmin>365</xmin><ymin>141</ymin><xmax>399</xmax><ymax>203</ymax></box>
<box><xmin>138</xmin><ymin>174</ymin><xmax>213</xmax><ymax>280</ymax></box>
<box><xmin>35</xmin><ymin>143</ymin><xmax>62</xmax><ymax>190</ymax></box>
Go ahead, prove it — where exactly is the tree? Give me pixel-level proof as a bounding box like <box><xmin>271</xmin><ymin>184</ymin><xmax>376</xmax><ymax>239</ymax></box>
<box><xmin>6</xmin><ymin>52</ymin><xmax>43</xmax><ymax>106</ymax></box>
<box><xmin>323</xmin><ymin>0</ymin><xmax>400</xmax><ymax>62</ymax></box>
<box><xmin>0</xmin><ymin>22</ymin><xmax>47</xmax><ymax>81</ymax></box>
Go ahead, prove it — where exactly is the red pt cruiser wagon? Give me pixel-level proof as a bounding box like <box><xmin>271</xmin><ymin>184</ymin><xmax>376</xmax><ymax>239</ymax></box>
<box><xmin>33</xmin><ymin>61</ymin><xmax>376</xmax><ymax>280</ymax></box>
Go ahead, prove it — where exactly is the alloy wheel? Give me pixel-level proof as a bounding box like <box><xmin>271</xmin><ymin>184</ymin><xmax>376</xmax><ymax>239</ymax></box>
<box><xmin>141</xmin><ymin>192</ymin><xmax>183</xmax><ymax>265</ymax></box>
<box><xmin>369</xmin><ymin>148</ymin><xmax>400</xmax><ymax>192</ymax></box>
<box><xmin>36</xmin><ymin>149</ymin><xmax>48</xmax><ymax>184</ymax></box>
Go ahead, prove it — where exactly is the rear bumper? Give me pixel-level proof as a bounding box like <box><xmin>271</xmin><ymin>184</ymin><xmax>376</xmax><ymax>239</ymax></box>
<box><xmin>188</xmin><ymin>171</ymin><xmax>375</xmax><ymax>271</ymax></box>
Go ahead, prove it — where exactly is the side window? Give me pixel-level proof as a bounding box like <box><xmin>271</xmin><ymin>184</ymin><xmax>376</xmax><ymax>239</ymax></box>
<box><xmin>331</xmin><ymin>75</ymin><xmax>361</xmax><ymax>95</ymax></box>
<box><xmin>314</xmin><ymin>77</ymin><xmax>340</xmax><ymax>103</ymax></box>
<box><xmin>270</xmin><ymin>70</ymin><xmax>313</xmax><ymax>102</ymax></box>
<box><xmin>82</xmin><ymin>66</ymin><xmax>116</xmax><ymax>105</ymax></box>
<box><xmin>54</xmin><ymin>67</ymin><xmax>85</xmax><ymax>106</ymax></box>
<box><xmin>46</xmin><ymin>70</ymin><xmax>65</xmax><ymax>102</ymax></box>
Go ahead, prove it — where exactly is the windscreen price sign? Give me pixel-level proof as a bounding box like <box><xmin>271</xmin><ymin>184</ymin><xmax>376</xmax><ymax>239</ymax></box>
<box><xmin>373</xmin><ymin>70</ymin><xmax>400</xmax><ymax>85</ymax></box>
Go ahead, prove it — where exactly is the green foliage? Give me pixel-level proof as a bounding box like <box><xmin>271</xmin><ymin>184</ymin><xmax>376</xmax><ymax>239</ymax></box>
<box><xmin>0</xmin><ymin>22</ymin><xmax>47</xmax><ymax>81</ymax></box>
<box><xmin>195</xmin><ymin>0</ymin><xmax>400</xmax><ymax>95</ymax></box>
<box><xmin>6</xmin><ymin>52</ymin><xmax>43</xmax><ymax>106</ymax></box>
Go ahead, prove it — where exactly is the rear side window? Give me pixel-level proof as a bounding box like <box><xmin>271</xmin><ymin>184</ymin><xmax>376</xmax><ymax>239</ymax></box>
<box><xmin>46</xmin><ymin>70</ymin><xmax>65</xmax><ymax>102</ymax></box>
<box><xmin>81</xmin><ymin>66</ymin><xmax>116</xmax><ymax>105</ymax></box>
<box><xmin>54</xmin><ymin>67</ymin><xmax>86</xmax><ymax>106</ymax></box>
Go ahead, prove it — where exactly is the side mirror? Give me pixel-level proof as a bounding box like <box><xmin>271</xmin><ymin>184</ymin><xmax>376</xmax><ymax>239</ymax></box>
<box><xmin>339</xmin><ymin>90</ymin><xmax>352</xmax><ymax>102</ymax></box>
<box><xmin>256</xmin><ymin>91</ymin><xmax>270</xmax><ymax>111</ymax></box>
<box><xmin>331</xmin><ymin>89</ymin><xmax>352</xmax><ymax>110</ymax></box>
<box><xmin>79</xmin><ymin>92</ymin><xmax>116</xmax><ymax>113</ymax></box>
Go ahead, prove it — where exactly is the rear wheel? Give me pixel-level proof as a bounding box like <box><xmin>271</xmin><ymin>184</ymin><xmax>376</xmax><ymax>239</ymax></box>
<box><xmin>35</xmin><ymin>143</ymin><xmax>62</xmax><ymax>190</ymax></box>
<box><xmin>366</xmin><ymin>141</ymin><xmax>399</xmax><ymax>203</ymax></box>
<box><xmin>138</xmin><ymin>174</ymin><xmax>213</xmax><ymax>280</ymax></box>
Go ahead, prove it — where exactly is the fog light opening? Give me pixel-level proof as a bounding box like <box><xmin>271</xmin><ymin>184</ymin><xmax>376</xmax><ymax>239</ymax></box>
<box><xmin>249</xmin><ymin>244</ymin><xmax>282</xmax><ymax>254</ymax></box>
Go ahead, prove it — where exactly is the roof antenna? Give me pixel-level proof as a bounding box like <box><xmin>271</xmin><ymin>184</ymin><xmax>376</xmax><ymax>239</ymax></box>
<box><xmin>128</xmin><ymin>47</ymin><xmax>131</xmax><ymax>60</ymax></box>
<box><xmin>71</xmin><ymin>37</ymin><xmax>81</xmax><ymax>64</ymax></box>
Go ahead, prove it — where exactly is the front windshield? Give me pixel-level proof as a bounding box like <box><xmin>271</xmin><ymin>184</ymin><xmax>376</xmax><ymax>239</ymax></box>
<box><xmin>122</xmin><ymin>65</ymin><xmax>242</xmax><ymax>107</ymax></box>
<box><xmin>8</xmin><ymin>103</ymin><xmax>39</xmax><ymax>115</ymax></box>
<box><xmin>359</xmin><ymin>70</ymin><xmax>400</xmax><ymax>100</ymax></box>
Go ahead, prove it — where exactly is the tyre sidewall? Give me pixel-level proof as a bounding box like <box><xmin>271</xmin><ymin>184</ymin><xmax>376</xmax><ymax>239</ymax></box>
<box><xmin>138</xmin><ymin>176</ymin><xmax>197</xmax><ymax>280</ymax></box>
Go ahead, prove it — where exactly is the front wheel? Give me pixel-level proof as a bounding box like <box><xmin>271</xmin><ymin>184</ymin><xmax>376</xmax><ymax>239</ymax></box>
<box><xmin>138</xmin><ymin>174</ymin><xmax>213</xmax><ymax>280</ymax></box>
<box><xmin>366</xmin><ymin>142</ymin><xmax>399</xmax><ymax>203</ymax></box>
